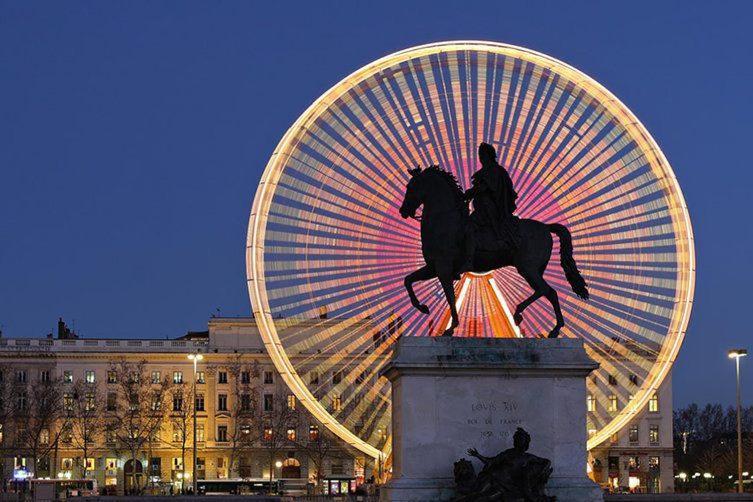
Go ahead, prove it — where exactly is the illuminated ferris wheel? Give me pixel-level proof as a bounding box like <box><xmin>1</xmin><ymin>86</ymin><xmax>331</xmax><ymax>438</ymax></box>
<box><xmin>246</xmin><ymin>41</ymin><xmax>695</xmax><ymax>460</ymax></box>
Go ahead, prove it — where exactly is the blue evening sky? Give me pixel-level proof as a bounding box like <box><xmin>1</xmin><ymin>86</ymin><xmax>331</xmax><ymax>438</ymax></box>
<box><xmin>1</xmin><ymin>1</ymin><xmax>751</xmax><ymax>407</ymax></box>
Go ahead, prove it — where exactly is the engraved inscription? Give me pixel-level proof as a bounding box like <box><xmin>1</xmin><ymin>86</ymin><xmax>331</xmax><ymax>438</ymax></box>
<box><xmin>465</xmin><ymin>399</ymin><xmax>523</xmax><ymax>441</ymax></box>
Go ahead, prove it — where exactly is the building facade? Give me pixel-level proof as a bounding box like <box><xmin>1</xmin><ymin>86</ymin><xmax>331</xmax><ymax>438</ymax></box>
<box><xmin>0</xmin><ymin>317</ymin><xmax>674</xmax><ymax>495</ymax></box>
<box><xmin>587</xmin><ymin>359</ymin><xmax>674</xmax><ymax>494</ymax></box>
<box><xmin>0</xmin><ymin>318</ymin><xmax>368</xmax><ymax>495</ymax></box>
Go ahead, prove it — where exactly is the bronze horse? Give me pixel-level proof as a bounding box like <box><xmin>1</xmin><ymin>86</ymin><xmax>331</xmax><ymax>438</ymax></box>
<box><xmin>399</xmin><ymin>165</ymin><xmax>588</xmax><ymax>338</ymax></box>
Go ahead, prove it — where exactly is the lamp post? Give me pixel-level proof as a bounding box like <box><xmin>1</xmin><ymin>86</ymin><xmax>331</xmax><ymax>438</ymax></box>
<box><xmin>729</xmin><ymin>349</ymin><xmax>748</xmax><ymax>493</ymax></box>
<box><xmin>188</xmin><ymin>353</ymin><xmax>204</xmax><ymax>495</ymax></box>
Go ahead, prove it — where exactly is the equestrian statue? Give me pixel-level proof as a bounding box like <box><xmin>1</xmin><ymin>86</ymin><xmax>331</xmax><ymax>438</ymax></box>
<box><xmin>399</xmin><ymin>143</ymin><xmax>589</xmax><ymax>338</ymax></box>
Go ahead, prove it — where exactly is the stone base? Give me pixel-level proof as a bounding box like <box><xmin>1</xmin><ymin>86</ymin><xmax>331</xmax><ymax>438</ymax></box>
<box><xmin>380</xmin><ymin>477</ymin><xmax>455</xmax><ymax>502</ymax></box>
<box><xmin>379</xmin><ymin>336</ymin><xmax>603</xmax><ymax>502</ymax></box>
<box><xmin>548</xmin><ymin>475</ymin><xmax>604</xmax><ymax>502</ymax></box>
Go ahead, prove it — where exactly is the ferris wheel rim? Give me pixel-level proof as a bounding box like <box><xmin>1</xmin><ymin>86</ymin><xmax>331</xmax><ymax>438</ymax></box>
<box><xmin>246</xmin><ymin>40</ymin><xmax>695</xmax><ymax>458</ymax></box>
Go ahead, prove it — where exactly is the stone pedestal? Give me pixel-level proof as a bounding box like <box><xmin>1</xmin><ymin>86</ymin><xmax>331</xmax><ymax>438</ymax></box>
<box><xmin>380</xmin><ymin>336</ymin><xmax>603</xmax><ymax>502</ymax></box>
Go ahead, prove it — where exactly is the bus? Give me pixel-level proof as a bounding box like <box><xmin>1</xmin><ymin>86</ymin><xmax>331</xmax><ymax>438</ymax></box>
<box><xmin>196</xmin><ymin>478</ymin><xmax>278</xmax><ymax>495</ymax></box>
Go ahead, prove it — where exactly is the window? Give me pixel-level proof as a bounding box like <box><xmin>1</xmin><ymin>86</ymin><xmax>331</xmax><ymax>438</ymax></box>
<box><xmin>129</xmin><ymin>371</ymin><xmax>139</xmax><ymax>383</ymax></box>
<box><xmin>85</xmin><ymin>458</ymin><xmax>95</xmax><ymax>471</ymax></box>
<box><xmin>85</xmin><ymin>393</ymin><xmax>95</xmax><ymax>411</ymax></box>
<box><xmin>106</xmin><ymin>458</ymin><xmax>117</xmax><ymax>474</ymax></box>
<box><xmin>16</xmin><ymin>391</ymin><xmax>27</xmax><ymax>411</ymax></box>
<box><xmin>628</xmin><ymin>456</ymin><xmax>640</xmax><ymax>470</ymax></box>
<box><xmin>39</xmin><ymin>370</ymin><xmax>50</xmax><ymax>383</ymax></box>
<box><xmin>333</xmin><ymin>396</ymin><xmax>342</xmax><ymax>412</ymax></box>
<box><xmin>241</xmin><ymin>393</ymin><xmax>252</xmax><ymax>411</ymax></box>
<box><xmin>64</xmin><ymin>393</ymin><xmax>74</xmax><ymax>412</ymax></box>
<box><xmin>151</xmin><ymin>395</ymin><xmax>162</xmax><ymax>411</ymax></box>
<box><xmin>217</xmin><ymin>425</ymin><xmax>228</xmax><ymax>442</ymax></box>
<box><xmin>195</xmin><ymin>394</ymin><xmax>205</xmax><ymax>412</ymax></box>
<box><xmin>61</xmin><ymin>458</ymin><xmax>74</xmax><ymax>471</ymax></box>
<box><xmin>264</xmin><ymin>371</ymin><xmax>274</xmax><ymax>384</ymax></box>
<box><xmin>63</xmin><ymin>371</ymin><xmax>73</xmax><ymax>383</ymax></box>
<box><xmin>241</xmin><ymin>371</ymin><xmax>250</xmax><ymax>384</ymax></box>
<box><xmin>287</xmin><ymin>428</ymin><xmax>297</xmax><ymax>441</ymax></box>
<box><xmin>151</xmin><ymin>371</ymin><xmax>161</xmax><ymax>384</ymax></box>
<box><xmin>648</xmin><ymin>393</ymin><xmax>659</xmax><ymax>412</ymax></box>
<box><xmin>629</xmin><ymin>425</ymin><xmax>639</xmax><ymax>444</ymax></box>
<box><xmin>107</xmin><ymin>371</ymin><xmax>117</xmax><ymax>383</ymax></box>
<box><xmin>196</xmin><ymin>371</ymin><xmax>205</xmax><ymax>384</ymax></box>
<box><xmin>608</xmin><ymin>395</ymin><xmax>618</xmax><ymax>412</ymax></box>
<box><xmin>172</xmin><ymin>424</ymin><xmax>182</xmax><ymax>442</ymax></box>
<box><xmin>0</xmin><ymin>424</ymin><xmax>3</xmax><ymax>444</ymax></box>
<box><xmin>107</xmin><ymin>392</ymin><xmax>117</xmax><ymax>411</ymax></box>
<box><xmin>149</xmin><ymin>457</ymin><xmax>161</xmax><ymax>475</ymax></box>
<box><xmin>217</xmin><ymin>394</ymin><xmax>228</xmax><ymax>411</ymax></box>
<box><xmin>287</xmin><ymin>394</ymin><xmax>296</xmax><ymax>410</ymax></box>
<box><xmin>61</xmin><ymin>425</ymin><xmax>73</xmax><ymax>444</ymax></box>
<box><xmin>310</xmin><ymin>372</ymin><xmax>319</xmax><ymax>385</ymax></box>
<box><xmin>309</xmin><ymin>425</ymin><xmax>319</xmax><ymax>441</ymax></box>
<box><xmin>608</xmin><ymin>374</ymin><xmax>617</xmax><ymax>386</ymax></box>
<box><xmin>629</xmin><ymin>373</ymin><xmax>638</xmax><ymax>385</ymax></box>
<box><xmin>85</xmin><ymin>370</ymin><xmax>95</xmax><ymax>383</ymax></box>
<box><xmin>218</xmin><ymin>371</ymin><xmax>228</xmax><ymax>384</ymax></box>
<box><xmin>648</xmin><ymin>455</ymin><xmax>660</xmax><ymax>471</ymax></box>
<box><xmin>264</xmin><ymin>394</ymin><xmax>274</xmax><ymax>412</ymax></box>
<box><xmin>173</xmin><ymin>395</ymin><xmax>183</xmax><ymax>411</ymax></box>
<box><xmin>173</xmin><ymin>371</ymin><xmax>183</xmax><ymax>384</ymax></box>
<box><xmin>332</xmin><ymin>371</ymin><xmax>342</xmax><ymax>385</ymax></box>
<box><xmin>16</xmin><ymin>370</ymin><xmax>27</xmax><ymax>383</ymax></box>
<box><xmin>172</xmin><ymin>457</ymin><xmax>183</xmax><ymax>470</ymax></box>
<box><xmin>105</xmin><ymin>428</ymin><xmax>116</xmax><ymax>444</ymax></box>
<box><xmin>263</xmin><ymin>426</ymin><xmax>273</xmax><ymax>441</ymax></box>
<box><xmin>40</xmin><ymin>428</ymin><xmax>50</xmax><ymax>444</ymax></box>
<box><xmin>610</xmin><ymin>432</ymin><xmax>619</xmax><ymax>444</ymax></box>
<box><xmin>649</xmin><ymin>425</ymin><xmax>660</xmax><ymax>444</ymax></box>
<box><xmin>608</xmin><ymin>456</ymin><xmax>619</xmax><ymax>471</ymax></box>
<box><xmin>196</xmin><ymin>423</ymin><xmax>205</xmax><ymax>442</ymax></box>
<box><xmin>586</xmin><ymin>394</ymin><xmax>595</xmax><ymax>412</ymax></box>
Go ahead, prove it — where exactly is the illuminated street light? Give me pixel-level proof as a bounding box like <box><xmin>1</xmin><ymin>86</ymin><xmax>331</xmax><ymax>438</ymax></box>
<box><xmin>729</xmin><ymin>349</ymin><xmax>748</xmax><ymax>493</ymax></box>
<box><xmin>188</xmin><ymin>353</ymin><xmax>204</xmax><ymax>495</ymax></box>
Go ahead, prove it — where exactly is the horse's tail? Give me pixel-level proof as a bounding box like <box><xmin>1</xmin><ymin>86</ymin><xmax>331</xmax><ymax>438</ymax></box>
<box><xmin>548</xmin><ymin>223</ymin><xmax>589</xmax><ymax>300</ymax></box>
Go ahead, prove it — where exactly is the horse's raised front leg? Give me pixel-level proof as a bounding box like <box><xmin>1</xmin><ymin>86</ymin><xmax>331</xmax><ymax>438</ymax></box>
<box><xmin>437</xmin><ymin>262</ymin><xmax>459</xmax><ymax>336</ymax></box>
<box><xmin>404</xmin><ymin>264</ymin><xmax>435</xmax><ymax>314</ymax></box>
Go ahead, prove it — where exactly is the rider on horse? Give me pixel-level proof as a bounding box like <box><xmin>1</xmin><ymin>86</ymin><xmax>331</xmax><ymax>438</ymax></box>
<box><xmin>462</xmin><ymin>142</ymin><xmax>520</xmax><ymax>272</ymax></box>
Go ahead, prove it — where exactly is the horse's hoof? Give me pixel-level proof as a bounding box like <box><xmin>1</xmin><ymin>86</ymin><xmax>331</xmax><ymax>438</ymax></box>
<box><xmin>547</xmin><ymin>329</ymin><xmax>560</xmax><ymax>339</ymax></box>
<box><xmin>441</xmin><ymin>328</ymin><xmax>455</xmax><ymax>337</ymax></box>
<box><xmin>415</xmin><ymin>304</ymin><xmax>430</xmax><ymax>315</ymax></box>
<box><xmin>513</xmin><ymin>312</ymin><xmax>523</xmax><ymax>326</ymax></box>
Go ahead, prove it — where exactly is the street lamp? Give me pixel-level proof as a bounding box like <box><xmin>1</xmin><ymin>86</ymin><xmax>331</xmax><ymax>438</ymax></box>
<box><xmin>188</xmin><ymin>353</ymin><xmax>204</xmax><ymax>495</ymax></box>
<box><xmin>729</xmin><ymin>349</ymin><xmax>748</xmax><ymax>494</ymax></box>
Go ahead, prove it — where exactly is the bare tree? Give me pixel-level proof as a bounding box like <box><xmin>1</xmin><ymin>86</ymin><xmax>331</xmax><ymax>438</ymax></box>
<box><xmin>0</xmin><ymin>365</ymin><xmax>17</xmax><ymax>465</ymax></box>
<box><xmin>168</xmin><ymin>383</ymin><xmax>193</xmax><ymax>493</ymax></box>
<box><xmin>108</xmin><ymin>358</ymin><xmax>172</xmax><ymax>494</ymax></box>
<box><xmin>70</xmin><ymin>379</ymin><xmax>106</xmax><ymax>478</ymax></box>
<box><xmin>219</xmin><ymin>358</ymin><xmax>259</xmax><ymax>479</ymax></box>
<box><xmin>294</xmin><ymin>419</ymin><xmax>343</xmax><ymax>494</ymax></box>
<box><xmin>13</xmin><ymin>370</ymin><xmax>67</xmax><ymax>479</ymax></box>
<box><xmin>261</xmin><ymin>390</ymin><xmax>300</xmax><ymax>486</ymax></box>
